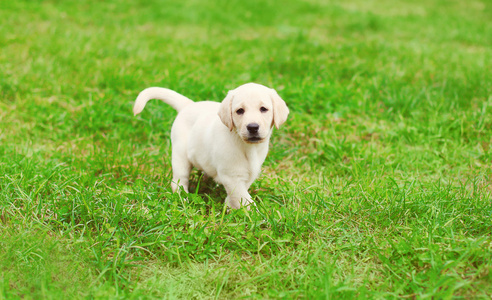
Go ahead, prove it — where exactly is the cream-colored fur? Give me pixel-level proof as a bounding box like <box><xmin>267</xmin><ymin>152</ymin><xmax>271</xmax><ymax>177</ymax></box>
<box><xmin>133</xmin><ymin>83</ymin><xmax>289</xmax><ymax>209</ymax></box>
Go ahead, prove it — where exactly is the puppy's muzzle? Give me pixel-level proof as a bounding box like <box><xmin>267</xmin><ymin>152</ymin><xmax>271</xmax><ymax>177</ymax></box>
<box><xmin>246</xmin><ymin>123</ymin><xmax>263</xmax><ymax>143</ymax></box>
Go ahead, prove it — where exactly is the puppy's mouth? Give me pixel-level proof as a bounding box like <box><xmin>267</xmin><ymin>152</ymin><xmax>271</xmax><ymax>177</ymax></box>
<box><xmin>246</xmin><ymin>136</ymin><xmax>264</xmax><ymax>143</ymax></box>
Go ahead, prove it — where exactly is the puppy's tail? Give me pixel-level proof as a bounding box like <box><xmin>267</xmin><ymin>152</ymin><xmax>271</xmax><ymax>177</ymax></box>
<box><xmin>133</xmin><ymin>87</ymin><xmax>194</xmax><ymax>116</ymax></box>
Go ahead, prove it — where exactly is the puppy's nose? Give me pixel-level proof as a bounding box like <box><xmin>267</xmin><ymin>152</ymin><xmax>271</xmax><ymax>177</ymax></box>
<box><xmin>247</xmin><ymin>123</ymin><xmax>260</xmax><ymax>134</ymax></box>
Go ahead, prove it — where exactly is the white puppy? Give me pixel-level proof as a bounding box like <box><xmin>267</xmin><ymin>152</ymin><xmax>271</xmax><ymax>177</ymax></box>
<box><xmin>133</xmin><ymin>83</ymin><xmax>289</xmax><ymax>209</ymax></box>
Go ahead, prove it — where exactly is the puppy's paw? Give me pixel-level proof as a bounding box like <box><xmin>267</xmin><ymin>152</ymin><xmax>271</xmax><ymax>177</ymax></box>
<box><xmin>240</xmin><ymin>198</ymin><xmax>256</xmax><ymax>211</ymax></box>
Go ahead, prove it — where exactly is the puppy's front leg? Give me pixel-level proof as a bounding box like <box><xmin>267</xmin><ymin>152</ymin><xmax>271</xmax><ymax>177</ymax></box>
<box><xmin>222</xmin><ymin>180</ymin><xmax>255</xmax><ymax>210</ymax></box>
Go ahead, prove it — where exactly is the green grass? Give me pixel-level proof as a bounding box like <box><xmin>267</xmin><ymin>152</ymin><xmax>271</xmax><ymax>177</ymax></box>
<box><xmin>1</xmin><ymin>0</ymin><xmax>491</xmax><ymax>298</ymax></box>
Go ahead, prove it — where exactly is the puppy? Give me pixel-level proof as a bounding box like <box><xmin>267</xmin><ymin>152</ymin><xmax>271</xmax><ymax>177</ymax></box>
<box><xmin>133</xmin><ymin>83</ymin><xmax>289</xmax><ymax>209</ymax></box>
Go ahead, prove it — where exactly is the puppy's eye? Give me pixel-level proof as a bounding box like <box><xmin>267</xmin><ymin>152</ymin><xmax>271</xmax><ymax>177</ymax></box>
<box><xmin>236</xmin><ymin>108</ymin><xmax>245</xmax><ymax>115</ymax></box>
<box><xmin>260</xmin><ymin>107</ymin><xmax>268</xmax><ymax>113</ymax></box>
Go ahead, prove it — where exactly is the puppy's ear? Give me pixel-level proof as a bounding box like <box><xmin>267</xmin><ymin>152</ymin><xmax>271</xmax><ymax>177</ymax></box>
<box><xmin>270</xmin><ymin>89</ymin><xmax>289</xmax><ymax>129</ymax></box>
<box><xmin>218</xmin><ymin>91</ymin><xmax>234</xmax><ymax>131</ymax></box>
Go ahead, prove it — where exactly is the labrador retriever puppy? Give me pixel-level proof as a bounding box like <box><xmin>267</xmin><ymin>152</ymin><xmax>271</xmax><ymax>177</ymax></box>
<box><xmin>133</xmin><ymin>83</ymin><xmax>289</xmax><ymax>209</ymax></box>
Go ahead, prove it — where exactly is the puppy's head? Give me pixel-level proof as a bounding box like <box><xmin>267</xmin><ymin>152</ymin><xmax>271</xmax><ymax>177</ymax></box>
<box><xmin>218</xmin><ymin>83</ymin><xmax>289</xmax><ymax>144</ymax></box>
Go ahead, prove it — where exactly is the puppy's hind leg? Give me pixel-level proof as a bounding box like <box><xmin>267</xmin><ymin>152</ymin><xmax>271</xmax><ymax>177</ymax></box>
<box><xmin>171</xmin><ymin>153</ymin><xmax>191</xmax><ymax>193</ymax></box>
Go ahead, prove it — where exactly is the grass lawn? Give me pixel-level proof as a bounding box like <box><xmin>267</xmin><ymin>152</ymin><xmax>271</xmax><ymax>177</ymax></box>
<box><xmin>1</xmin><ymin>0</ymin><xmax>491</xmax><ymax>298</ymax></box>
